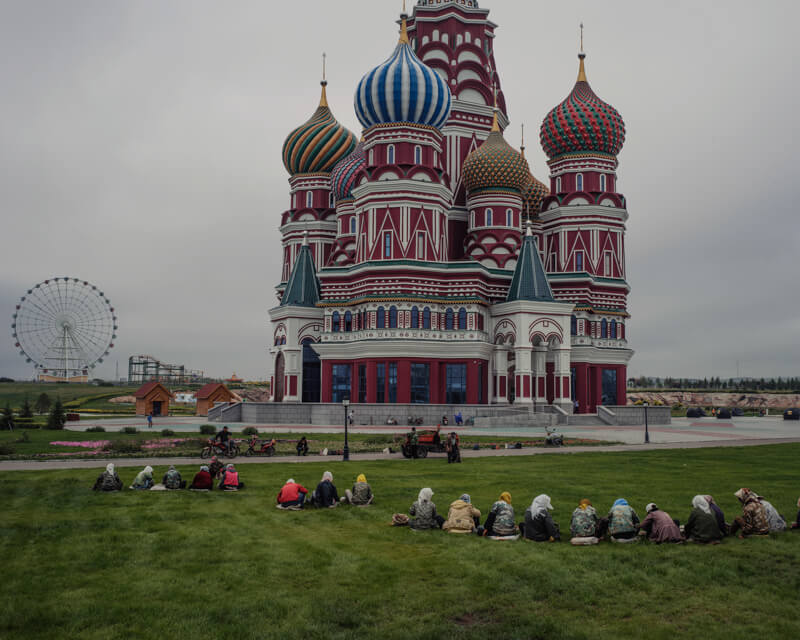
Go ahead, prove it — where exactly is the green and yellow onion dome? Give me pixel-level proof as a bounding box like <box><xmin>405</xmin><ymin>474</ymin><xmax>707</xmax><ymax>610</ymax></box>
<box><xmin>521</xmin><ymin>173</ymin><xmax>549</xmax><ymax>216</ymax></box>
<box><xmin>282</xmin><ymin>82</ymin><xmax>357</xmax><ymax>176</ymax></box>
<box><xmin>462</xmin><ymin>113</ymin><xmax>530</xmax><ymax>195</ymax></box>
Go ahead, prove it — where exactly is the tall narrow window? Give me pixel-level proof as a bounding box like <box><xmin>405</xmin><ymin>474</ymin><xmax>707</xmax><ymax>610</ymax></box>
<box><xmin>387</xmin><ymin>145</ymin><xmax>395</xmax><ymax>164</ymax></box>
<box><xmin>571</xmin><ymin>315</ymin><xmax>577</xmax><ymax>336</ymax></box>
<box><xmin>416</xmin><ymin>232</ymin><xmax>425</xmax><ymax>260</ymax></box>
<box><xmin>414</xmin><ymin>145</ymin><xmax>422</xmax><ymax>164</ymax></box>
<box><xmin>600</xmin><ymin>174</ymin><xmax>607</xmax><ymax>191</ymax></box>
<box><xmin>411</xmin><ymin>306</ymin><xmax>419</xmax><ymax>328</ymax></box>
<box><xmin>332</xmin><ymin>311</ymin><xmax>340</xmax><ymax>333</ymax></box>
<box><xmin>369</xmin><ymin>149</ymin><xmax>374</xmax><ymax>165</ymax></box>
<box><xmin>470</xmin><ymin>211</ymin><xmax>475</xmax><ymax>228</ymax></box>
<box><xmin>556</xmin><ymin>176</ymin><xmax>562</xmax><ymax>193</ymax></box>
<box><xmin>410</xmin><ymin>363</ymin><xmax>430</xmax><ymax>403</ymax></box>
<box><xmin>506</xmin><ymin>209</ymin><xmax>513</xmax><ymax>226</ymax></box>
<box><xmin>445</xmin><ymin>308</ymin><xmax>454</xmax><ymax>330</ymax></box>
<box><xmin>601</xmin><ymin>318</ymin><xmax>608</xmax><ymax>339</ymax></box>
<box><xmin>604</xmin><ymin>252</ymin><xmax>612</xmax><ymax>276</ymax></box>
<box><xmin>423</xmin><ymin>307</ymin><xmax>431</xmax><ymax>329</ymax></box>
<box><xmin>344</xmin><ymin>311</ymin><xmax>352</xmax><ymax>332</ymax></box>
<box><xmin>377</xmin><ymin>306</ymin><xmax>385</xmax><ymax>329</ymax></box>
<box><xmin>575</xmin><ymin>251</ymin><xmax>583</xmax><ymax>271</ymax></box>
<box><xmin>338</xmin><ymin>218</ymin><xmax>342</xmax><ymax>235</ymax></box>
<box><xmin>376</xmin><ymin>363</ymin><xmax>386</xmax><ymax>403</ymax></box>
<box><xmin>388</xmin><ymin>363</ymin><xmax>398</xmax><ymax>403</ymax></box>
<box><xmin>389</xmin><ymin>306</ymin><xmax>398</xmax><ymax>328</ymax></box>
<box><xmin>576</xmin><ymin>174</ymin><xmax>584</xmax><ymax>191</ymax></box>
<box><xmin>306</xmin><ymin>191</ymin><xmax>313</xmax><ymax>208</ymax></box>
<box><xmin>331</xmin><ymin>364</ymin><xmax>351</xmax><ymax>403</ymax></box>
<box><xmin>358</xmin><ymin>364</ymin><xmax>367</xmax><ymax>403</ymax></box>
<box><xmin>384</xmin><ymin>232</ymin><xmax>392</xmax><ymax>258</ymax></box>
<box><xmin>350</xmin><ymin>217</ymin><xmax>356</xmax><ymax>234</ymax></box>
<box><xmin>458</xmin><ymin>307</ymin><xmax>467</xmax><ymax>330</ymax></box>
<box><xmin>329</xmin><ymin>192</ymin><xmax>334</xmax><ymax>207</ymax></box>
<box><xmin>485</xmin><ymin>208</ymin><xmax>493</xmax><ymax>226</ymax></box>
<box><xmin>610</xmin><ymin>319</ymin><xmax>617</xmax><ymax>339</ymax></box>
<box><xmin>445</xmin><ymin>364</ymin><xmax>467</xmax><ymax>404</ymax></box>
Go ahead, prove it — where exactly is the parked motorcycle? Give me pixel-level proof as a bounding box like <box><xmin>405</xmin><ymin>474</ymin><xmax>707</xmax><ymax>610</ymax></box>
<box><xmin>244</xmin><ymin>436</ymin><xmax>276</xmax><ymax>457</ymax></box>
<box><xmin>201</xmin><ymin>438</ymin><xmax>240</xmax><ymax>459</ymax></box>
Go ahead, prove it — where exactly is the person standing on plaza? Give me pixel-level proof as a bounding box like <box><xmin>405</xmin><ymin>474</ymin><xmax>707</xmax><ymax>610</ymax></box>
<box><xmin>409</xmin><ymin>427</ymin><xmax>419</xmax><ymax>458</ymax></box>
<box><xmin>147</xmin><ymin>413</ymin><xmax>153</xmax><ymax>429</ymax></box>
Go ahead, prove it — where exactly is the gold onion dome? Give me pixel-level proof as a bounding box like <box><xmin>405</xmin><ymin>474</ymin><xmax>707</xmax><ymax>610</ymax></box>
<box><xmin>462</xmin><ymin>113</ymin><xmax>530</xmax><ymax>195</ymax></box>
<box><xmin>282</xmin><ymin>81</ymin><xmax>357</xmax><ymax>176</ymax></box>
<box><xmin>521</xmin><ymin>174</ymin><xmax>549</xmax><ymax>216</ymax></box>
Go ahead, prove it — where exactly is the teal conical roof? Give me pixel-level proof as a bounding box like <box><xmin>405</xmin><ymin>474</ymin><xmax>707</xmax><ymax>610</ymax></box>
<box><xmin>281</xmin><ymin>242</ymin><xmax>319</xmax><ymax>307</ymax></box>
<box><xmin>506</xmin><ymin>227</ymin><xmax>554</xmax><ymax>303</ymax></box>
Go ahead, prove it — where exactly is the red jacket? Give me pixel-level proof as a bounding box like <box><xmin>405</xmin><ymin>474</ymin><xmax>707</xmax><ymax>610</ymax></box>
<box><xmin>190</xmin><ymin>470</ymin><xmax>212</xmax><ymax>490</ymax></box>
<box><xmin>277</xmin><ymin>482</ymin><xmax>308</xmax><ymax>503</ymax></box>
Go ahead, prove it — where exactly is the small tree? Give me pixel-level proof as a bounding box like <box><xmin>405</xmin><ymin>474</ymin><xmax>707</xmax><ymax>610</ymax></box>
<box><xmin>47</xmin><ymin>398</ymin><xmax>66</xmax><ymax>430</ymax></box>
<box><xmin>1</xmin><ymin>404</ymin><xmax>15</xmax><ymax>431</ymax></box>
<box><xmin>35</xmin><ymin>392</ymin><xmax>52</xmax><ymax>416</ymax></box>
<box><xmin>19</xmin><ymin>396</ymin><xmax>33</xmax><ymax>419</ymax></box>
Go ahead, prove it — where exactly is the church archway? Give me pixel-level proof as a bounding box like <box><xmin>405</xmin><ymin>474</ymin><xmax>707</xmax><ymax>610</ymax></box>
<box><xmin>274</xmin><ymin>352</ymin><xmax>285</xmax><ymax>402</ymax></box>
<box><xmin>301</xmin><ymin>339</ymin><xmax>320</xmax><ymax>403</ymax></box>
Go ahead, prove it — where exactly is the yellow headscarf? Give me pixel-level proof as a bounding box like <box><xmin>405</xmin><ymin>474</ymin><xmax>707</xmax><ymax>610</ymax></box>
<box><xmin>356</xmin><ymin>474</ymin><xmax>367</xmax><ymax>483</ymax></box>
<box><xmin>579</xmin><ymin>498</ymin><xmax>592</xmax><ymax>510</ymax></box>
<box><xmin>500</xmin><ymin>491</ymin><xmax>512</xmax><ymax>504</ymax></box>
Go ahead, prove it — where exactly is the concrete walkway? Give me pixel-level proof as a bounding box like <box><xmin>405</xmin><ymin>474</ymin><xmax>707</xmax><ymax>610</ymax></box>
<box><xmin>2</xmin><ymin>436</ymin><xmax>799</xmax><ymax>472</ymax></box>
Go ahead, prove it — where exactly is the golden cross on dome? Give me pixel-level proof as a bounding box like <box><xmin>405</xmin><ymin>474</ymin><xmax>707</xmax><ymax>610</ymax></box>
<box><xmin>580</xmin><ymin>22</ymin><xmax>584</xmax><ymax>53</ymax></box>
<box><xmin>322</xmin><ymin>52</ymin><xmax>326</xmax><ymax>83</ymax></box>
<box><xmin>319</xmin><ymin>52</ymin><xmax>328</xmax><ymax>107</ymax></box>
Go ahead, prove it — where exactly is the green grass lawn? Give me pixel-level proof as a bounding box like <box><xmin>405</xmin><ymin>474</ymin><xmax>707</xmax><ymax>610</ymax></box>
<box><xmin>2</xmin><ymin>445</ymin><xmax>800</xmax><ymax>639</ymax></box>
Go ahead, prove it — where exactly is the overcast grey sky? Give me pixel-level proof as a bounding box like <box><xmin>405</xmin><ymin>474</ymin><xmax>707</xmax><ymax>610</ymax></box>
<box><xmin>1</xmin><ymin>0</ymin><xmax>797</xmax><ymax>382</ymax></box>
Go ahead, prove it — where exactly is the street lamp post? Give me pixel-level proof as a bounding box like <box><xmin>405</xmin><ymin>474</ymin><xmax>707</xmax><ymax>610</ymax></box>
<box><xmin>342</xmin><ymin>398</ymin><xmax>350</xmax><ymax>461</ymax></box>
<box><xmin>643</xmin><ymin>401</ymin><xmax>650</xmax><ymax>444</ymax></box>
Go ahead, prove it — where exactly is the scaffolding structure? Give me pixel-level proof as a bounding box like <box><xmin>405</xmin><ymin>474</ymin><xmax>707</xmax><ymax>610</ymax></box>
<box><xmin>127</xmin><ymin>355</ymin><xmax>204</xmax><ymax>384</ymax></box>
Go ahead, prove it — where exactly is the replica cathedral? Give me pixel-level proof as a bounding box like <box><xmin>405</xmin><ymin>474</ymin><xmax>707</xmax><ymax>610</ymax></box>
<box><xmin>269</xmin><ymin>1</ymin><xmax>631</xmax><ymax>413</ymax></box>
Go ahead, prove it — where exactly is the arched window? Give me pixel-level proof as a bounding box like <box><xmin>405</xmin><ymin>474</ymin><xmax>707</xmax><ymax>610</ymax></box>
<box><xmin>458</xmin><ymin>307</ymin><xmax>467</xmax><ymax>330</ymax></box>
<box><xmin>445</xmin><ymin>308</ymin><xmax>454</xmax><ymax>330</ymax></box>
<box><xmin>349</xmin><ymin>217</ymin><xmax>356</xmax><ymax>234</ymax></box>
<box><xmin>344</xmin><ymin>311</ymin><xmax>352</xmax><ymax>332</ymax></box>
<box><xmin>475</xmin><ymin>37</ymin><xmax>481</xmax><ymax>48</ymax></box>
<box><xmin>332</xmin><ymin>311</ymin><xmax>340</xmax><ymax>333</ymax></box>
<box><xmin>601</xmin><ymin>318</ymin><xmax>608</xmax><ymax>338</ymax></box>
<box><xmin>369</xmin><ymin>149</ymin><xmax>374</xmax><ymax>165</ymax></box>
<box><xmin>556</xmin><ymin>176</ymin><xmax>562</xmax><ymax>193</ymax></box>
<box><xmin>281</xmin><ymin>337</ymin><xmax>286</xmax><ymax>345</ymax></box>
<box><xmin>442</xmin><ymin>33</ymin><xmax>449</xmax><ymax>45</ymax></box>
<box><xmin>411</xmin><ymin>306</ymin><xmax>419</xmax><ymax>328</ymax></box>
<box><xmin>414</xmin><ymin>145</ymin><xmax>422</xmax><ymax>165</ymax></box>
<box><xmin>389</xmin><ymin>306</ymin><xmax>398</xmax><ymax>328</ymax></box>
<box><xmin>306</xmin><ymin>191</ymin><xmax>313</xmax><ymax>208</ymax></box>
<box><xmin>576</xmin><ymin>173</ymin><xmax>584</xmax><ymax>191</ymax></box>
<box><xmin>423</xmin><ymin>306</ymin><xmax>431</xmax><ymax>329</ymax></box>
<box><xmin>571</xmin><ymin>315</ymin><xmax>577</xmax><ymax>336</ymax></box>
<box><xmin>377</xmin><ymin>306</ymin><xmax>385</xmax><ymax>329</ymax></box>
<box><xmin>338</xmin><ymin>218</ymin><xmax>342</xmax><ymax>235</ymax></box>
<box><xmin>610</xmin><ymin>319</ymin><xmax>617</xmax><ymax>339</ymax></box>
<box><xmin>506</xmin><ymin>209</ymin><xmax>513</xmax><ymax>226</ymax></box>
<box><xmin>433</xmin><ymin>29</ymin><xmax>440</xmax><ymax>41</ymax></box>
<box><xmin>470</xmin><ymin>211</ymin><xmax>475</xmax><ymax>228</ymax></box>
<box><xmin>600</xmin><ymin>174</ymin><xmax>607</xmax><ymax>192</ymax></box>
<box><xmin>387</xmin><ymin>145</ymin><xmax>395</xmax><ymax>164</ymax></box>
<box><xmin>329</xmin><ymin>192</ymin><xmax>334</xmax><ymax>207</ymax></box>
<box><xmin>465</xmin><ymin>32</ymin><xmax>472</xmax><ymax>43</ymax></box>
<box><xmin>456</xmin><ymin>34</ymin><xmax>463</xmax><ymax>46</ymax></box>
<box><xmin>485</xmin><ymin>208</ymin><xmax>493</xmax><ymax>226</ymax></box>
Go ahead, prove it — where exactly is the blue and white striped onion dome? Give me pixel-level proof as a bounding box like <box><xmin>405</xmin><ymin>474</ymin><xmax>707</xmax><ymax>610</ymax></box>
<box><xmin>354</xmin><ymin>32</ymin><xmax>452</xmax><ymax>129</ymax></box>
<box><xmin>330</xmin><ymin>143</ymin><xmax>366</xmax><ymax>201</ymax></box>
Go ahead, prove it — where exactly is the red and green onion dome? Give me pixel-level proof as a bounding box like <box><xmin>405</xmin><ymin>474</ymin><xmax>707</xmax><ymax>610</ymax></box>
<box><xmin>540</xmin><ymin>54</ymin><xmax>625</xmax><ymax>160</ymax></box>
<box><xmin>282</xmin><ymin>82</ymin><xmax>357</xmax><ymax>176</ymax></box>
<box><xmin>521</xmin><ymin>174</ymin><xmax>549</xmax><ymax>216</ymax></box>
<box><xmin>330</xmin><ymin>143</ymin><xmax>366</xmax><ymax>201</ymax></box>
<box><xmin>462</xmin><ymin>114</ymin><xmax>530</xmax><ymax>195</ymax></box>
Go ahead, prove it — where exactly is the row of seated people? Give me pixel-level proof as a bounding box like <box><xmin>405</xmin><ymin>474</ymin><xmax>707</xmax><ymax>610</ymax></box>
<box><xmin>276</xmin><ymin>472</ymin><xmax>374</xmax><ymax>509</ymax></box>
<box><xmin>91</xmin><ymin>461</ymin><xmax>244</xmax><ymax>492</ymax></box>
<box><xmin>391</xmin><ymin>488</ymin><xmax>800</xmax><ymax>543</ymax></box>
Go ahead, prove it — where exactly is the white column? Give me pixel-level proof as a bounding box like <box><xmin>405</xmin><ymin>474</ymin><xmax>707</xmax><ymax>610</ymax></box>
<box><xmin>532</xmin><ymin>345</ymin><xmax>548</xmax><ymax>406</ymax></box>
<box><xmin>514</xmin><ymin>346</ymin><xmax>533</xmax><ymax>404</ymax></box>
<box><xmin>553</xmin><ymin>346</ymin><xmax>572</xmax><ymax>412</ymax></box>
<box><xmin>492</xmin><ymin>348</ymin><xmax>508</xmax><ymax>404</ymax></box>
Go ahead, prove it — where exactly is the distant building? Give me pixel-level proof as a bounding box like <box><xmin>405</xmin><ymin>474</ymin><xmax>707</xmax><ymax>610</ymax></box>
<box><xmin>134</xmin><ymin>382</ymin><xmax>173</xmax><ymax>416</ymax></box>
<box><xmin>195</xmin><ymin>383</ymin><xmax>237</xmax><ymax>416</ymax></box>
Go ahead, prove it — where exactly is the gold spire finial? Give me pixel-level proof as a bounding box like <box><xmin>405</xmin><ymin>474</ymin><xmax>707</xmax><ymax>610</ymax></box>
<box><xmin>319</xmin><ymin>52</ymin><xmax>329</xmax><ymax>107</ymax></box>
<box><xmin>577</xmin><ymin>23</ymin><xmax>587</xmax><ymax>83</ymax></box>
<box><xmin>520</xmin><ymin>123</ymin><xmax>526</xmax><ymax>157</ymax></box>
<box><xmin>399</xmin><ymin>2</ymin><xmax>410</xmax><ymax>44</ymax></box>
<box><xmin>490</xmin><ymin>80</ymin><xmax>500</xmax><ymax>132</ymax></box>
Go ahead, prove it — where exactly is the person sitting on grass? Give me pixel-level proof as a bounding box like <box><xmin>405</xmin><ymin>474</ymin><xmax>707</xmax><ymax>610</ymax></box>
<box><xmin>219</xmin><ymin>464</ymin><xmax>244</xmax><ymax>491</ymax></box>
<box><xmin>209</xmin><ymin>456</ymin><xmax>224</xmax><ymax>479</ymax></box>
<box><xmin>758</xmin><ymin>494</ymin><xmax>787</xmax><ymax>532</ymax></box>
<box><xmin>162</xmin><ymin>465</ymin><xmax>186</xmax><ymax>490</ymax></box>
<box><xmin>296</xmin><ymin>436</ymin><xmax>309</xmax><ymax>456</ymax></box>
<box><xmin>311</xmin><ymin>471</ymin><xmax>339</xmax><ymax>508</ymax></box>
<box><xmin>638</xmin><ymin>503</ymin><xmax>683</xmax><ymax>544</ymax></box>
<box><xmin>704</xmin><ymin>495</ymin><xmax>728</xmax><ymax>535</ymax></box>
<box><xmin>791</xmin><ymin>498</ymin><xmax>800</xmax><ymax>530</ymax></box>
<box><xmin>409</xmin><ymin>488</ymin><xmax>445</xmax><ymax>530</ymax></box>
<box><xmin>570</xmin><ymin>499</ymin><xmax>600</xmax><ymax>539</ymax></box>
<box><xmin>131</xmin><ymin>466</ymin><xmax>154</xmax><ymax>490</ymax></box>
<box><xmin>480</xmin><ymin>492</ymin><xmax>517</xmax><ymax>537</ymax></box>
<box><xmin>606</xmin><ymin>498</ymin><xmax>640</xmax><ymax>540</ymax></box>
<box><xmin>277</xmin><ymin>478</ymin><xmax>309</xmax><ymax>510</ymax></box>
<box><xmin>92</xmin><ymin>463</ymin><xmax>123</xmax><ymax>492</ymax></box>
<box><xmin>189</xmin><ymin>465</ymin><xmax>213</xmax><ymax>490</ymax></box>
<box><xmin>521</xmin><ymin>494</ymin><xmax>560</xmax><ymax>542</ymax></box>
<box><xmin>684</xmin><ymin>495</ymin><xmax>723</xmax><ymax>543</ymax></box>
<box><xmin>343</xmin><ymin>473</ymin><xmax>373</xmax><ymax>506</ymax></box>
<box><xmin>443</xmin><ymin>494</ymin><xmax>481</xmax><ymax>534</ymax></box>
<box><xmin>730</xmin><ymin>488</ymin><xmax>769</xmax><ymax>537</ymax></box>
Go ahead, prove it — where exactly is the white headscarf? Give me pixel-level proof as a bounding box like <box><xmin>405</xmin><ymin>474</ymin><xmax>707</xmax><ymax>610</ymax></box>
<box><xmin>286</xmin><ymin>478</ymin><xmax>295</xmax><ymax>484</ymax></box>
<box><xmin>143</xmin><ymin>465</ymin><xmax>153</xmax><ymax>476</ymax></box>
<box><xmin>646</xmin><ymin>503</ymin><xmax>658</xmax><ymax>513</ymax></box>
<box><xmin>106</xmin><ymin>463</ymin><xmax>115</xmax><ymax>474</ymax></box>
<box><xmin>418</xmin><ymin>488</ymin><xmax>433</xmax><ymax>503</ymax></box>
<box><xmin>322</xmin><ymin>471</ymin><xmax>333</xmax><ymax>483</ymax></box>
<box><xmin>531</xmin><ymin>494</ymin><xmax>553</xmax><ymax>517</ymax></box>
<box><xmin>692</xmin><ymin>495</ymin><xmax>711</xmax><ymax>514</ymax></box>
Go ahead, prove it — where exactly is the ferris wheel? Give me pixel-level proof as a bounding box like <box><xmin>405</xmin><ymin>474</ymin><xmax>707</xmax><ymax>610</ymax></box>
<box><xmin>11</xmin><ymin>277</ymin><xmax>117</xmax><ymax>381</ymax></box>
